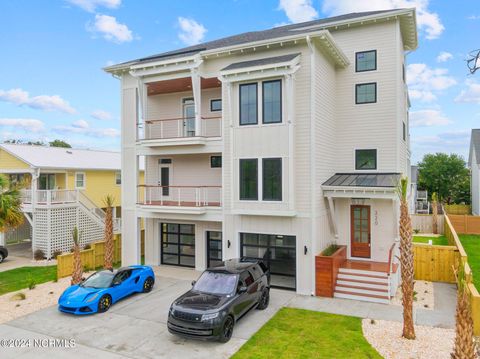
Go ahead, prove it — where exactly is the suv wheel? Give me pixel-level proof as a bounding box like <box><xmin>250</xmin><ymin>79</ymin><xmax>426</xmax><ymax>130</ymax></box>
<box><xmin>219</xmin><ymin>315</ymin><xmax>234</xmax><ymax>343</ymax></box>
<box><xmin>0</xmin><ymin>253</ymin><xmax>4</xmax><ymax>264</ymax></box>
<box><xmin>256</xmin><ymin>288</ymin><xmax>270</xmax><ymax>310</ymax></box>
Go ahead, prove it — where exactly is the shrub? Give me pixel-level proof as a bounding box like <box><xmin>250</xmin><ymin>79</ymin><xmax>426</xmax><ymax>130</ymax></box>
<box><xmin>52</xmin><ymin>250</ymin><xmax>62</xmax><ymax>259</ymax></box>
<box><xmin>322</xmin><ymin>243</ymin><xmax>339</xmax><ymax>256</ymax></box>
<box><xmin>10</xmin><ymin>292</ymin><xmax>26</xmax><ymax>301</ymax></box>
<box><xmin>27</xmin><ymin>275</ymin><xmax>36</xmax><ymax>290</ymax></box>
<box><xmin>84</xmin><ymin>244</ymin><xmax>91</xmax><ymax>250</ymax></box>
<box><xmin>413</xmin><ymin>229</ymin><xmax>420</xmax><ymax>234</ymax></box>
<box><xmin>33</xmin><ymin>249</ymin><xmax>45</xmax><ymax>260</ymax></box>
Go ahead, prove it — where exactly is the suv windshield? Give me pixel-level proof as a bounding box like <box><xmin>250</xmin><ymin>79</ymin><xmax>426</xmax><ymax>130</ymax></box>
<box><xmin>81</xmin><ymin>271</ymin><xmax>114</xmax><ymax>289</ymax></box>
<box><xmin>193</xmin><ymin>271</ymin><xmax>238</xmax><ymax>295</ymax></box>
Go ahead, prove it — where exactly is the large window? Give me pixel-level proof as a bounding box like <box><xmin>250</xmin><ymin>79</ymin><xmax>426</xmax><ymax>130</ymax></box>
<box><xmin>75</xmin><ymin>172</ymin><xmax>85</xmax><ymax>189</ymax></box>
<box><xmin>356</xmin><ymin>50</ymin><xmax>377</xmax><ymax>72</ymax></box>
<box><xmin>262</xmin><ymin>80</ymin><xmax>282</xmax><ymax>124</ymax></box>
<box><xmin>161</xmin><ymin>223</ymin><xmax>195</xmax><ymax>268</ymax></box>
<box><xmin>355</xmin><ymin>83</ymin><xmax>377</xmax><ymax>104</ymax></box>
<box><xmin>262</xmin><ymin>158</ymin><xmax>282</xmax><ymax>201</ymax></box>
<box><xmin>239</xmin><ymin>83</ymin><xmax>258</xmax><ymax>125</ymax></box>
<box><xmin>355</xmin><ymin>149</ymin><xmax>377</xmax><ymax>170</ymax></box>
<box><xmin>240</xmin><ymin>159</ymin><xmax>258</xmax><ymax>200</ymax></box>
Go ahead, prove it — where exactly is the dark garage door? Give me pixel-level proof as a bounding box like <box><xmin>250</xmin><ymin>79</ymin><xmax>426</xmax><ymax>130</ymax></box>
<box><xmin>161</xmin><ymin>223</ymin><xmax>195</xmax><ymax>268</ymax></box>
<box><xmin>240</xmin><ymin>233</ymin><xmax>296</xmax><ymax>290</ymax></box>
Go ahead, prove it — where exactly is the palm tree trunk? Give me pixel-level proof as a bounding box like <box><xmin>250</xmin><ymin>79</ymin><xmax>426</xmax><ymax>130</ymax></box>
<box><xmin>452</xmin><ymin>272</ymin><xmax>476</xmax><ymax>358</ymax></box>
<box><xmin>104</xmin><ymin>205</ymin><xmax>114</xmax><ymax>270</ymax></box>
<box><xmin>71</xmin><ymin>243</ymin><xmax>83</xmax><ymax>285</ymax></box>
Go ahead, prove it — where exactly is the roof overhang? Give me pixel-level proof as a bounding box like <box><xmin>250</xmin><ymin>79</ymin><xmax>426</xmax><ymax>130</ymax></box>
<box><xmin>322</xmin><ymin>185</ymin><xmax>397</xmax><ymax>200</ymax></box>
<box><xmin>128</xmin><ymin>54</ymin><xmax>203</xmax><ymax>80</ymax></box>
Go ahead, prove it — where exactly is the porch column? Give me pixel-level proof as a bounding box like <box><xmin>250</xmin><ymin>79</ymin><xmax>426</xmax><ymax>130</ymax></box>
<box><xmin>327</xmin><ymin>196</ymin><xmax>339</xmax><ymax>238</ymax></box>
<box><xmin>191</xmin><ymin>69</ymin><xmax>202</xmax><ymax>136</ymax></box>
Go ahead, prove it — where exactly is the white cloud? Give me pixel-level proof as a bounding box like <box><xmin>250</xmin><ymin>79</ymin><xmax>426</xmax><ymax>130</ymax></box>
<box><xmin>321</xmin><ymin>0</ymin><xmax>444</xmax><ymax>39</ymax></box>
<box><xmin>54</xmin><ymin>120</ymin><xmax>120</xmax><ymax>138</ymax></box>
<box><xmin>91</xmin><ymin>109</ymin><xmax>113</xmax><ymax>121</ymax></box>
<box><xmin>177</xmin><ymin>17</ymin><xmax>207</xmax><ymax>46</ymax></box>
<box><xmin>0</xmin><ymin>118</ymin><xmax>45</xmax><ymax>132</ymax></box>
<box><xmin>0</xmin><ymin>88</ymin><xmax>76</xmax><ymax>114</ymax></box>
<box><xmin>409</xmin><ymin>109</ymin><xmax>451</xmax><ymax>127</ymax></box>
<box><xmin>455</xmin><ymin>80</ymin><xmax>480</xmax><ymax>104</ymax></box>
<box><xmin>89</xmin><ymin>14</ymin><xmax>133</xmax><ymax>43</ymax></box>
<box><xmin>436</xmin><ymin>51</ymin><xmax>453</xmax><ymax>63</ymax></box>
<box><xmin>407</xmin><ymin>63</ymin><xmax>457</xmax><ymax>102</ymax></box>
<box><xmin>67</xmin><ymin>0</ymin><xmax>121</xmax><ymax>12</ymax></box>
<box><xmin>468</xmin><ymin>15</ymin><xmax>480</xmax><ymax>20</ymax></box>
<box><xmin>278</xmin><ymin>0</ymin><xmax>318</xmax><ymax>23</ymax></box>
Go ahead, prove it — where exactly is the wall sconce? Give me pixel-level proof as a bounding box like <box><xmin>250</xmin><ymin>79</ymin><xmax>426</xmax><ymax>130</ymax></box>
<box><xmin>227</xmin><ymin>240</ymin><xmax>231</xmax><ymax>248</ymax></box>
<box><xmin>304</xmin><ymin>245</ymin><xmax>308</xmax><ymax>255</ymax></box>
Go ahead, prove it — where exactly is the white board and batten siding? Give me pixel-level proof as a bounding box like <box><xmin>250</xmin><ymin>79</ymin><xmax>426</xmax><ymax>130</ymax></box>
<box><xmin>411</xmin><ymin>214</ymin><xmax>445</xmax><ymax>235</ymax></box>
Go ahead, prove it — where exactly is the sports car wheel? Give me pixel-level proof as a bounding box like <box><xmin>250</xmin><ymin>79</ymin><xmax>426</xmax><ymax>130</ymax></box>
<box><xmin>219</xmin><ymin>316</ymin><xmax>234</xmax><ymax>343</ymax></box>
<box><xmin>98</xmin><ymin>295</ymin><xmax>112</xmax><ymax>313</ymax></box>
<box><xmin>143</xmin><ymin>276</ymin><xmax>154</xmax><ymax>293</ymax></box>
<box><xmin>256</xmin><ymin>288</ymin><xmax>270</xmax><ymax>310</ymax></box>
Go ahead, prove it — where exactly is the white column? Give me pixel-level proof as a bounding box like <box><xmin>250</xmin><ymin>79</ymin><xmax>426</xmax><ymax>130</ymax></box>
<box><xmin>191</xmin><ymin>69</ymin><xmax>202</xmax><ymax>136</ymax></box>
<box><xmin>285</xmin><ymin>73</ymin><xmax>296</xmax><ymax>211</ymax></box>
<box><xmin>121</xmin><ymin>75</ymin><xmax>141</xmax><ymax>265</ymax></box>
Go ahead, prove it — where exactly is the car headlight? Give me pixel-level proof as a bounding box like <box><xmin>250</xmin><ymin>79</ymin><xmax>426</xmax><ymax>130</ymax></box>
<box><xmin>85</xmin><ymin>293</ymin><xmax>99</xmax><ymax>303</ymax></box>
<box><xmin>201</xmin><ymin>312</ymin><xmax>219</xmax><ymax>321</ymax></box>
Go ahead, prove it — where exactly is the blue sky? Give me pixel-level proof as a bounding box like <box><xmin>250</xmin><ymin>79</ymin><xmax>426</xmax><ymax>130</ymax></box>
<box><xmin>0</xmin><ymin>0</ymin><xmax>478</xmax><ymax>163</ymax></box>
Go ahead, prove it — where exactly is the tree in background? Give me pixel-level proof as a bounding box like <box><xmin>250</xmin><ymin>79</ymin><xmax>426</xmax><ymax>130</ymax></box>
<box><xmin>417</xmin><ymin>153</ymin><xmax>470</xmax><ymax>204</ymax></box>
<box><xmin>398</xmin><ymin>177</ymin><xmax>415</xmax><ymax>339</ymax></box>
<box><xmin>71</xmin><ymin>226</ymin><xmax>83</xmax><ymax>285</ymax></box>
<box><xmin>49</xmin><ymin>139</ymin><xmax>71</xmax><ymax>148</ymax></box>
<box><xmin>431</xmin><ymin>192</ymin><xmax>438</xmax><ymax>234</ymax></box>
<box><xmin>103</xmin><ymin>195</ymin><xmax>115</xmax><ymax>270</ymax></box>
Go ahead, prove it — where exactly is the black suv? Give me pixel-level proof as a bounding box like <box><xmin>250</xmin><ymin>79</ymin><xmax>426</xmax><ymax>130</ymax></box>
<box><xmin>167</xmin><ymin>258</ymin><xmax>270</xmax><ymax>342</ymax></box>
<box><xmin>0</xmin><ymin>246</ymin><xmax>8</xmax><ymax>263</ymax></box>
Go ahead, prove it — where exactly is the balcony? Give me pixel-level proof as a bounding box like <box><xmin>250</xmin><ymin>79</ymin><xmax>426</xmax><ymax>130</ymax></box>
<box><xmin>21</xmin><ymin>189</ymin><xmax>77</xmax><ymax>207</ymax></box>
<box><xmin>137</xmin><ymin>185</ymin><xmax>222</xmax><ymax>215</ymax></box>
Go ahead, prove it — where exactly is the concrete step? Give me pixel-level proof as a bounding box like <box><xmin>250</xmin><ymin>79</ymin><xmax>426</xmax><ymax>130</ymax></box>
<box><xmin>337</xmin><ymin>273</ymin><xmax>389</xmax><ymax>284</ymax></box>
<box><xmin>336</xmin><ymin>280</ymin><xmax>389</xmax><ymax>291</ymax></box>
<box><xmin>335</xmin><ymin>285</ymin><xmax>389</xmax><ymax>296</ymax></box>
<box><xmin>338</xmin><ymin>267</ymin><xmax>388</xmax><ymax>278</ymax></box>
<box><xmin>334</xmin><ymin>290</ymin><xmax>390</xmax><ymax>304</ymax></box>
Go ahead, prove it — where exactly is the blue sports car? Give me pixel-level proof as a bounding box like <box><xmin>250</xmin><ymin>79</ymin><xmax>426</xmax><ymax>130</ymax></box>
<box><xmin>58</xmin><ymin>265</ymin><xmax>155</xmax><ymax>315</ymax></box>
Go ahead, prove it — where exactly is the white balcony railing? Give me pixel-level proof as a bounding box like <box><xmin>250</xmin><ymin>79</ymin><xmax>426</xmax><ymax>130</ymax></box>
<box><xmin>141</xmin><ymin>116</ymin><xmax>221</xmax><ymax>141</ymax></box>
<box><xmin>138</xmin><ymin>185</ymin><xmax>222</xmax><ymax>207</ymax></box>
<box><xmin>22</xmin><ymin>189</ymin><xmax>77</xmax><ymax>205</ymax></box>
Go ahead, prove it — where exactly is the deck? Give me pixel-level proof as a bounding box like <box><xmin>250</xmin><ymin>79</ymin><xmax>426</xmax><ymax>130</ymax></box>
<box><xmin>138</xmin><ymin>200</ymin><xmax>221</xmax><ymax>207</ymax></box>
<box><xmin>341</xmin><ymin>259</ymin><xmax>398</xmax><ymax>274</ymax></box>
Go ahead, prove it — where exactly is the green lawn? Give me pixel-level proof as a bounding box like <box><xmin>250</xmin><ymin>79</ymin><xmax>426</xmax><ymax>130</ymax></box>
<box><xmin>231</xmin><ymin>308</ymin><xmax>381</xmax><ymax>359</ymax></box>
<box><xmin>0</xmin><ymin>266</ymin><xmax>57</xmax><ymax>295</ymax></box>
<box><xmin>459</xmin><ymin>234</ymin><xmax>480</xmax><ymax>291</ymax></box>
<box><xmin>413</xmin><ymin>235</ymin><xmax>449</xmax><ymax>246</ymax></box>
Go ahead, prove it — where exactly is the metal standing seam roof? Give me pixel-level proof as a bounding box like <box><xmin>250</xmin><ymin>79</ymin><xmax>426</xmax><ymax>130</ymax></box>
<box><xmin>322</xmin><ymin>173</ymin><xmax>401</xmax><ymax>188</ymax></box>
<box><xmin>221</xmin><ymin>53</ymin><xmax>301</xmax><ymax>71</ymax></box>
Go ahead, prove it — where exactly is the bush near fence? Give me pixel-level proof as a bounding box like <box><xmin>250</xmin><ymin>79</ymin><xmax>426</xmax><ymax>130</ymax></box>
<box><xmin>444</xmin><ymin>204</ymin><xmax>472</xmax><ymax>215</ymax></box>
<box><xmin>57</xmin><ymin>234</ymin><xmax>121</xmax><ymax>278</ymax></box>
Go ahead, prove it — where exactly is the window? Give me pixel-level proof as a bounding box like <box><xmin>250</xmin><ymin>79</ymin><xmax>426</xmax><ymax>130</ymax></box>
<box><xmin>262</xmin><ymin>158</ymin><xmax>282</xmax><ymax>201</ymax></box>
<box><xmin>262</xmin><ymin>80</ymin><xmax>282</xmax><ymax>124</ymax></box>
<box><xmin>115</xmin><ymin>172</ymin><xmax>121</xmax><ymax>185</ymax></box>
<box><xmin>356</xmin><ymin>83</ymin><xmax>377</xmax><ymax>104</ymax></box>
<box><xmin>210</xmin><ymin>99</ymin><xmax>222</xmax><ymax>112</ymax></box>
<box><xmin>403</xmin><ymin>122</ymin><xmax>406</xmax><ymax>141</ymax></box>
<box><xmin>75</xmin><ymin>172</ymin><xmax>85</xmax><ymax>189</ymax></box>
<box><xmin>239</xmin><ymin>271</ymin><xmax>255</xmax><ymax>287</ymax></box>
<box><xmin>160</xmin><ymin>158</ymin><xmax>172</xmax><ymax>164</ymax></box>
<box><xmin>356</xmin><ymin>50</ymin><xmax>377</xmax><ymax>72</ymax></box>
<box><xmin>211</xmin><ymin>155</ymin><xmax>222</xmax><ymax>168</ymax></box>
<box><xmin>239</xmin><ymin>83</ymin><xmax>258</xmax><ymax>125</ymax></box>
<box><xmin>240</xmin><ymin>159</ymin><xmax>258</xmax><ymax>200</ymax></box>
<box><xmin>355</xmin><ymin>149</ymin><xmax>377</xmax><ymax>170</ymax></box>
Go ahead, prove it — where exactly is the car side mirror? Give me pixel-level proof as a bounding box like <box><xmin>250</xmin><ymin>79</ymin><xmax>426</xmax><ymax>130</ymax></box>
<box><xmin>112</xmin><ymin>281</ymin><xmax>121</xmax><ymax>286</ymax></box>
<box><xmin>191</xmin><ymin>280</ymin><xmax>196</xmax><ymax>286</ymax></box>
<box><xmin>238</xmin><ymin>286</ymin><xmax>247</xmax><ymax>294</ymax></box>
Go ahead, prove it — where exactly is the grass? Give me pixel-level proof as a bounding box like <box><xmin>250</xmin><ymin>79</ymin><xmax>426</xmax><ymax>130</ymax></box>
<box><xmin>231</xmin><ymin>308</ymin><xmax>381</xmax><ymax>359</ymax></box>
<box><xmin>0</xmin><ymin>266</ymin><xmax>57</xmax><ymax>295</ymax></box>
<box><xmin>459</xmin><ymin>234</ymin><xmax>480</xmax><ymax>291</ymax></box>
<box><xmin>413</xmin><ymin>235</ymin><xmax>449</xmax><ymax>246</ymax></box>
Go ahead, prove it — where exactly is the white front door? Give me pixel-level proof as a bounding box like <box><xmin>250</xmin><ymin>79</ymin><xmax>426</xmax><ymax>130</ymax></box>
<box><xmin>182</xmin><ymin>98</ymin><xmax>195</xmax><ymax>137</ymax></box>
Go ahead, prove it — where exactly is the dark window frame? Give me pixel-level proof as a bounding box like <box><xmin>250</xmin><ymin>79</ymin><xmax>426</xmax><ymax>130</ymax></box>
<box><xmin>239</xmin><ymin>158</ymin><xmax>258</xmax><ymax>200</ymax></box>
<box><xmin>239</xmin><ymin>83</ymin><xmax>258</xmax><ymax>126</ymax></box>
<box><xmin>402</xmin><ymin>122</ymin><xmax>406</xmax><ymax>142</ymax></box>
<box><xmin>355</xmin><ymin>50</ymin><xmax>377</xmax><ymax>72</ymax></box>
<box><xmin>262</xmin><ymin>79</ymin><xmax>282</xmax><ymax>124</ymax></box>
<box><xmin>262</xmin><ymin>158</ymin><xmax>282</xmax><ymax>201</ymax></box>
<box><xmin>210</xmin><ymin>155</ymin><xmax>222</xmax><ymax>168</ymax></box>
<box><xmin>355</xmin><ymin>82</ymin><xmax>377</xmax><ymax>104</ymax></box>
<box><xmin>355</xmin><ymin>149</ymin><xmax>377</xmax><ymax>171</ymax></box>
<box><xmin>160</xmin><ymin>223</ymin><xmax>196</xmax><ymax>268</ymax></box>
<box><xmin>210</xmin><ymin>99</ymin><xmax>222</xmax><ymax>112</ymax></box>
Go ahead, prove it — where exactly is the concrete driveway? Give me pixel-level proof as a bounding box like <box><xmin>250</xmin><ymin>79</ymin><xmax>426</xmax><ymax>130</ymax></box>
<box><xmin>0</xmin><ymin>267</ymin><xmax>297</xmax><ymax>359</ymax></box>
<box><xmin>0</xmin><ymin>241</ymin><xmax>56</xmax><ymax>272</ymax></box>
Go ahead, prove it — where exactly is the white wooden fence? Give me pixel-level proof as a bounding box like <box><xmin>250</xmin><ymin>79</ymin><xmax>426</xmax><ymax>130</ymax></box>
<box><xmin>411</xmin><ymin>214</ymin><xmax>445</xmax><ymax>234</ymax></box>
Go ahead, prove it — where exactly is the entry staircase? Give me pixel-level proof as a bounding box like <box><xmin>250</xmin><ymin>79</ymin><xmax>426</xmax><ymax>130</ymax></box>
<box><xmin>21</xmin><ymin>190</ymin><xmax>120</xmax><ymax>259</ymax></box>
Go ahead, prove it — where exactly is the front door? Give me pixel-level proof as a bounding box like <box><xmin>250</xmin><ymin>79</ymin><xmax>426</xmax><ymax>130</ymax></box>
<box><xmin>182</xmin><ymin>98</ymin><xmax>195</xmax><ymax>137</ymax></box>
<box><xmin>206</xmin><ymin>231</ymin><xmax>222</xmax><ymax>268</ymax></box>
<box><xmin>350</xmin><ymin>205</ymin><xmax>371</xmax><ymax>258</ymax></box>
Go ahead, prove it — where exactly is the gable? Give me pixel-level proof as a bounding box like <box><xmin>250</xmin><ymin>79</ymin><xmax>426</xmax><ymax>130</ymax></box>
<box><xmin>0</xmin><ymin>148</ymin><xmax>31</xmax><ymax>170</ymax></box>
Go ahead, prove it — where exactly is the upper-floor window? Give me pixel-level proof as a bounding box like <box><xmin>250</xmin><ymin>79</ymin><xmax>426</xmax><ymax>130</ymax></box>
<box><xmin>211</xmin><ymin>155</ymin><xmax>222</xmax><ymax>168</ymax></box>
<box><xmin>355</xmin><ymin>149</ymin><xmax>377</xmax><ymax>170</ymax></box>
<box><xmin>403</xmin><ymin>122</ymin><xmax>406</xmax><ymax>142</ymax></box>
<box><xmin>262</xmin><ymin>158</ymin><xmax>282</xmax><ymax>201</ymax></box>
<box><xmin>240</xmin><ymin>159</ymin><xmax>258</xmax><ymax>200</ymax></box>
<box><xmin>239</xmin><ymin>83</ymin><xmax>258</xmax><ymax>125</ymax></box>
<box><xmin>210</xmin><ymin>99</ymin><xmax>222</xmax><ymax>112</ymax></box>
<box><xmin>262</xmin><ymin>80</ymin><xmax>282</xmax><ymax>124</ymax></box>
<box><xmin>115</xmin><ymin>172</ymin><xmax>121</xmax><ymax>185</ymax></box>
<box><xmin>75</xmin><ymin>172</ymin><xmax>86</xmax><ymax>189</ymax></box>
<box><xmin>356</xmin><ymin>83</ymin><xmax>377</xmax><ymax>104</ymax></box>
<box><xmin>356</xmin><ymin>50</ymin><xmax>377</xmax><ymax>72</ymax></box>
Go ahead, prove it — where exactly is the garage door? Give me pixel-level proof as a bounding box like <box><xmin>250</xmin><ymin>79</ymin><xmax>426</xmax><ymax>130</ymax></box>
<box><xmin>240</xmin><ymin>233</ymin><xmax>296</xmax><ymax>290</ymax></box>
<box><xmin>161</xmin><ymin>223</ymin><xmax>195</xmax><ymax>268</ymax></box>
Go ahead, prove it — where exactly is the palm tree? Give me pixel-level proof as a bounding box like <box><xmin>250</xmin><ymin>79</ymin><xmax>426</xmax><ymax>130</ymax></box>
<box><xmin>431</xmin><ymin>192</ymin><xmax>438</xmax><ymax>234</ymax></box>
<box><xmin>71</xmin><ymin>226</ymin><xmax>83</xmax><ymax>285</ymax></box>
<box><xmin>452</xmin><ymin>265</ymin><xmax>476</xmax><ymax>359</ymax></box>
<box><xmin>103</xmin><ymin>195</ymin><xmax>115</xmax><ymax>270</ymax></box>
<box><xmin>0</xmin><ymin>175</ymin><xmax>24</xmax><ymax>246</ymax></box>
<box><xmin>398</xmin><ymin>177</ymin><xmax>416</xmax><ymax>339</ymax></box>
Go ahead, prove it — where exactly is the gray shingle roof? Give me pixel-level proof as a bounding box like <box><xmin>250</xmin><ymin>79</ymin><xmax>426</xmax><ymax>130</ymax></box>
<box><xmin>322</xmin><ymin>173</ymin><xmax>401</xmax><ymax>188</ymax></box>
<box><xmin>221</xmin><ymin>53</ymin><xmax>300</xmax><ymax>71</ymax></box>
<box><xmin>108</xmin><ymin>9</ymin><xmax>411</xmax><ymax>70</ymax></box>
<box><xmin>470</xmin><ymin>129</ymin><xmax>480</xmax><ymax>165</ymax></box>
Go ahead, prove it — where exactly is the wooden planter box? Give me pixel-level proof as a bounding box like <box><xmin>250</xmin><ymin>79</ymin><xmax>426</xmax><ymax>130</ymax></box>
<box><xmin>315</xmin><ymin>245</ymin><xmax>347</xmax><ymax>297</ymax></box>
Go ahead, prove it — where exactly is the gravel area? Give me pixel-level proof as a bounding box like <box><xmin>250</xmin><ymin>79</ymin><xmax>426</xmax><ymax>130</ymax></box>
<box><xmin>392</xmin><ymin>281</ymin><xmax>434</xmax><ymax>310</ymax></box>
<box><xmin>362</xmin><ymin>319</ymin><xmax>455</xmax><ymax>359</ymax></box>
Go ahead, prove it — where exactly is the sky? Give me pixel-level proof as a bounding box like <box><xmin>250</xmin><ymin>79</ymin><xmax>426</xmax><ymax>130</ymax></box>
<box><xmin>0</xmin><ymin>0</ymin><xmax>479</xmax><ymax>163</ymax></box>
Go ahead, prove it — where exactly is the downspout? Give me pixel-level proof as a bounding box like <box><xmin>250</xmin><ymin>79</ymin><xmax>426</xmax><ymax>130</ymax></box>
<box><xmin>306</xmin><ymin>35</ymin><xmax>317</xmax><ymax>296</ymax></box>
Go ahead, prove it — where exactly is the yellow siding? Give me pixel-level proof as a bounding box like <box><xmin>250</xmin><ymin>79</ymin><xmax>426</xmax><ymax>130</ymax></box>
<box><xmin>0</xmin><ymin>149</ymin><xmax>30</xmax><ymax>169</ymax></box>
<box><xmin>55</xmin><ymin>173</ymin><xmax>66</xmax><ymax>189</ymax></box>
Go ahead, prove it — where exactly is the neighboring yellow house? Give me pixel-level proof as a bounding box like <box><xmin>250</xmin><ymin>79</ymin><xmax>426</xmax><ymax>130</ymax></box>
<box><xmin>0</xmin><ymin>143</ymin><xmax>144</xmax><ymax>257</ymax></box>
